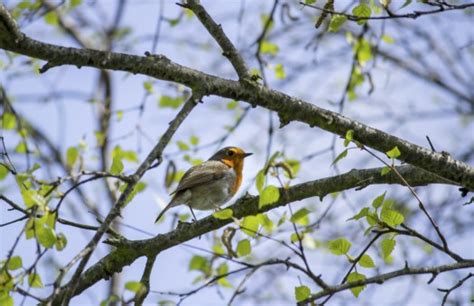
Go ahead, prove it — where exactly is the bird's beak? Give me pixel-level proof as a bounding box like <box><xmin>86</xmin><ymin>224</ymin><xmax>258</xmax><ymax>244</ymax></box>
<box><xmin>243</xmin><ymin>152</ymin><xmax>253</xmax><ymax>158</ymax></box>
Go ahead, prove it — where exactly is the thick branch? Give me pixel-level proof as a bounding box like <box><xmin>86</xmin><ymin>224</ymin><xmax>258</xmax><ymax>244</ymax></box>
<box><xmin>51</xmin><ymin>165</ymin><xmax>457</xmax><ymax>301</ymax></box>
<box><xmin>0</xmin><ymin>4</ymin><xmax>472</xmax><ymax>189</ymax></box>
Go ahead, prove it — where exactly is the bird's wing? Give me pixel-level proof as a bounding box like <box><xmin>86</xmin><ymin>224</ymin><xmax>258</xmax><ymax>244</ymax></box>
<box><xmin>171</xmin><ymin>161</ymin><xmax>229</xmax><ymax>195</ymax></box>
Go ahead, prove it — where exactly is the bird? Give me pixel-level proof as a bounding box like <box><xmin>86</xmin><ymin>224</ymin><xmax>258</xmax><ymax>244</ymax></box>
<box><xmin>155</xmin><ymin>146</ymin><xmax>252</xmax><ymax>223</ymax></box>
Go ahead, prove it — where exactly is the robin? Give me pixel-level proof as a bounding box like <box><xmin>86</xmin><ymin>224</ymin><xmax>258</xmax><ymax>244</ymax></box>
<box><xmin>155</xmin><ymin>146</ymin><xmax>252</xmax><ymax>223</ymax></box>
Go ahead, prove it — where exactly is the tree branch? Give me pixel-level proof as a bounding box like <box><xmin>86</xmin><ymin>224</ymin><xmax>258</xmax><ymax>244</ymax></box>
<box><xmin>0</xmin><ymin>4</ymin><xmax>471</xmax><ymax>189</ymax></box>
<box><xmin>46</xmin><ymin>164</ymin><xmax>459</xmax><ymax>300</ymax></box>
<box><xmin>0</xmin><ymin>4</ymin><xmax>472</xmax><ymax>189</ymax></box>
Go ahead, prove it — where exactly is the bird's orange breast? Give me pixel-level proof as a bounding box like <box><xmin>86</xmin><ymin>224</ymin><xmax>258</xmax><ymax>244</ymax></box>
<box><xmin>221</xmin><ymin>158</ymin><xmax>244</xmax><ymax>196</ymax></box>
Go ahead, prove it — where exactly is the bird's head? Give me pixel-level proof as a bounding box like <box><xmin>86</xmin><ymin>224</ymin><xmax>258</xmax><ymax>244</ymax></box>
<box><xmin>209</xmin><ymin>146</ymin><xmax>252</xmax><ymax>171</ymax></box>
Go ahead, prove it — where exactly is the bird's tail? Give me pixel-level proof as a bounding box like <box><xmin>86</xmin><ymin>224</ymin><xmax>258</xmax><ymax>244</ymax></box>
<box><xmin>154</xmin><ymin>200</ymin><xmax>176</xmax><ymax>223</ymax></box>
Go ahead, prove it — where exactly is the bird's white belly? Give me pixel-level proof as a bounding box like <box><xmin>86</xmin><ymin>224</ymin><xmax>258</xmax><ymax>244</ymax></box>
<box><xmin>188</xmin><ymin>170</ymin><xmax>236</xmax><ymax>210</ymax></box>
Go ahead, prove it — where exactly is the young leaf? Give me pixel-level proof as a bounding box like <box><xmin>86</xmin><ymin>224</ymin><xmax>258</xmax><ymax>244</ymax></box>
<box><xmin>352</xmin><ymin>4</ymin><xmax>371</xmax><ymax>25</ymax></box>
<box><xmin>66</xmin><ymin>146</ymin><xmax>79</xmax><ymax>167</ymax></box>
<box><xmin>37</xmin><ymin>226</ymin><xmax>57</xmax><ymax>248</ymax></box>
<box><xmin>55</xmin><ymin>233</ymin><xmax>68</xmax><ymax>251</ymax></box>
<box><xmin>295</xmin><ymin>285</ymin><xmax>311</xmax><ymax>302</ymax></box>
<box><xmin>380</xmin><ymin>166</ymin><xmax>391</xmax><ymax>176</ymax></box>
<box><xmin>159</xmin><ymin>95</ymin><xmax>184</xmax><ymax>109</ymax></box>
<box><xmin>259</xmin><ymin>41</ymin><xmax>279</xmax><ymax>56</ymax></box>
<box><xmin>372</xmin><ymin>192</ymin><xmax>386</xmax><ymax>209</ymax></box>
<box><xmin>241</xmin><ymin>215</ymin><xmax>260</xmax><ymax>237</ymax></box>
<box><xmin>236</xmin><ymin>239</ymin><xmax>251</xmax><ymax>257</ymax></box>
<box><xmin>189</xmin><ymin>255</ymin><xmax>210</xmax><ymax>274</ymax></box>
<box><xmin>274</xmin><ymin>63</ymin><xmax>286</xmax><ymax>79</ymax></box>
<box><xmin>344</xmin><ymin>129</ymin><xmax>354</xmax><ymax>147</ymax></box>
<box><xmin>328</xmin><ymin>237</ymin><xmax>352</xmax><ymax>255</ymax></box>
<box><xmin>256</xmin><ymin>170</ymin><xmax>266</xmax><ymax>194</ymax></box>
<box><xmin>328</xmin><ymin>15</ymin><xmax>347</xmax><ymax>32</ymax></box>
<box><xmin>380</xmin><ymin>208</ymin><xmax>404</xmax><ymax>227</ymax></box>
<box><xmin>386</xmin><ymin>146</ymin><xmax>401</xmax><ymax>159</ymax></box>
<box><xmin>381</xmin><ymin>239</ymin><xmax>396</xmax><ymax>259</ymax></box>
<box><xmin>7</xmin><ymin>256</ymin><xmax>22</xmax><ymax>270</ymax></box>
<box><xmin>28</xmin><ymin>272</ymin><xmax>44</xmax><ymax>288</ymax></box>
<box><xmin>2</xmin><ymin>112</ymin><xmax>16</xmax><ymax>130</ymax></box>
<box><xmin>290</xmin><ymin>208</ymin><xmax>311</xmax><ymax>226</ymax></box>
<box><xmin>110</xmin><ymin>156</ymin><xmax>124</xmax><ymax>175</ymax></box>
<box><xmin>348</xmin><ymin>207</ymin><xmax>369</xmax><ymax>221</ymax></box>
<box><xmin>213</xmin><ymin>208</ymin><xmax>233</xmax><ymax>220</ymax></box>
<box><xmin>347</xmin><ymin>272</ymin><xmax>366</xmax><ymax>297</ymax></box>
<box><xmin>358</xmin><ymin>254</ymin><xmax>375</xmax><ymax>268</ymax></box>
<box><xmin>331</xmin><ymin>149</ymin><xmax>348</xmax><ymax>166</ymax></box>
<box><xmin>259</xmin><ymin>185</ymin><xmax>280</xmax><ymax>208</ymax></box>
<box><xmin>125</xmin><ymin>281</ymin><xmax>144</xmax><ymax>293</ymax></box>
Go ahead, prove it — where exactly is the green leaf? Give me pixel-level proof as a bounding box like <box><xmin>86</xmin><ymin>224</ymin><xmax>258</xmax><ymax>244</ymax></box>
<box><xmin>328</xmin><ymin>15</ymin><xmax>347</xmax><ymax>32</ymax></box>
<box><xmin>290</xmin><ymin>208</ymin><xmax>310</xmax><ymax>226</ymax></box>
<box><xmin>236</xmin><ymin>239</ymin><xmax>251</xmax><ymax>257</ymax></box>
<box><xmin>386</xmin><ymin>146</ymin><xmax>401</xmax><ymax>159</ymax></box>
<box><xmin>55</xmin><ymin>232</ymin><xmax>67</xmax><ymax>251</ymax></box>
<box><xmin>295</xmin><ymin>285</ymin><xmax>311</xmax><ymax>302</ymax></box>
<box><xmin>344</xmin><ymin>129</ymin><xmax>354</xmax><ymax>147</ymax></box>
<box><xmin>110</xmin><ymin>156</ymin><xmax>124</xmax><ymax>175</ymax></box>
<box><xmin>213</xmin><ymin>208</ymin><xmax>233</xmax><ymax>220</ymax></box>
<box><xmin>348</xmin><ymin>207</ymin><xmax>369</xmax><ymax>221</ymax></box>
<box><xmin>381</xmin><ymin>239</ymin><xmax>396</xmax><ymax>258</ymax></box>
<box><xmin>190</xmin><ymin>135</ymin><xmax>199</xmax><ymax>146</ymax></box>
<box><xmin>159</xmin><ymin>95</ymin><xmax>184</xmax><ymax>109</ymax></box>
<box><xmin>259</xmin><ymin>185</ymin><xmax>280</xmax><ymax>208</ymax></box>
<box><xmin>256</xmin><ymin>170</ymin><xmax>266</xmax><ymax>193</ymax></box>
<box><xmin>241</xmin><ymin>215</ymin><xmax>260</xmax><ymax>237</ymax></box>
<box><xmin>121</xmin><ymin>181</ymin><xmax>147</xmax><ymax>205</ymax></box>
<box><xmin>372</xmin><ymin>192</ymin><xmax>386</xmax><ymax>209</ymax></box>
<box><xmin>143</xmin><ymin>81</ymin><xmax>153</xmax><ymax>93</ymax></box>
<box><xmin>259</xmin><ymin>41</ymin><xmax>279</xmax><ymax>56</ymax></box>
<box><xmin>0</xmin><ymin>294</ymin><xmax>13</xmax><ymax>306</ymax></box>
<box><xmin>380</xmin><ymin>208</ymin><xmax>404</xmax><ymax>227</ymax></box>
<box><xmin>274</xmin><ymin>63</ymin><xmax>286</xmax><ymax>79</ymax></box>
<box><xmin>15</xmin><ymin>141</ymin><xmax>27</xmax><ymax>154</ymax></box>
<box><xmin>125</xmin><ymin>281</ymin><xmax>143</xmax><ymax>293</ymax></box>
<box><xmin>328</xmin><ymin>237</ymin><xmax>351</xmax><ymax>255</ymax></box>
<box><xmin>7</xmin><ymin>256</ymin><xmax>22</xmax><ymax>270</ymax></box>
<box><xmin>44</xmin><ymin>11</ymin><xmax>58</xmax><ymax>26</ymax></box>
<box><xmin>257</xmin><ymin>213</ymin><xmax>274</xmax><ymax>233</ymax></box>
<box><xmin>400</xmin><ymin>0</ymin><xmax>412</xmax><ymax>9</ymax></box>
<box><xmin>28</xmin><ymin>272</ymin><xmax>44</xmax><ymax>288</ymax></box>
<box><xmin>304</xmin><ymin>0</ymin><xmax>316</xmax><ymax>4</ymax></box>
<box><xmin>21</xmin><ymin>189</ymin><xmax>46</xmax><ymax>209</ymax></box>
<box><xmin>227</xmin><ymin>100</ymin><xmax>238</xmax><ymax>110</ymax></box>
<box><xmin>382</xmin><ymin>34</ymin><xmax>395</xmax><ymax>44</ymax></box>
<box><xmin>66</xmin><ymin>146</ymin><xmax>79</xmax><ymax>167</ymax></box>
<box><xmin>2</xmin><ymin>112</ymin><xmax>16</xmax><ymax>130</ymax></box>
<box><xmin>217</xmin><ymin>277</ymin><xmax>233</xmax><ymax>288</ymax></box>
<box><xmin>37</xmin><ymin>226</ymin><xmax>57</xmax><ymax>248</ymax></box>
<box><xmin>176</xmin><ymin>141</ymin><xmax>190</xmax><ymax>151</ymax></box>
<box><xmin>347</xmin><ymin>272</ymin><xmax>366</xmax><ymax>297</ymax></box>
<box><xmin>0</xmin><ymin>165</ymin><xmax>9</xmax><ymax>180</ymax></box>
<box><xmin>356</xmin><ymin>39</ymin><xmax>372</xmax><ymax>65</ymax></box>
<box><xmin>70</xmin><ymin>0</ymin><xmax>83</xmax><ymax>8</ymax></box>
<box><xmin>331</xmin><ymin>149</ymin><xmax>348</xmax><ymax>166</ymax></box>
<box><xmin>380</xmin><ymin>166</ymin><xmax>391</xmax><ymax>176</ymax></box>
<box><xmin>358</xmin><ymin>254</ymin><xmax>375</xmax><ymax>268</ymax></box>
<box><xmin>352</xmin><ymin>4</ymin><xmax>371</xmax><ymax>25</ymax></box>
<box><xmin>189</xmin><ymin>255</ymin><xmax>210</xmax><ymax>274</ymax></box>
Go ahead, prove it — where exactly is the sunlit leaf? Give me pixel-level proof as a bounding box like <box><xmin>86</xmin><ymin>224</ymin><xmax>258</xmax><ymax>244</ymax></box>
<box><xmin>7</xmin><ymin>256</ymin><xmax>22</xmax><ymax>270</ymax></box>
<box><xmin>259</xmin><ymin>185</ymin><xmax>280</xmax><ymax>208</ymax></box>
<box><xmin>295</xmin><ymin>285</ymin><xmax>311</xmax><ymax>302</ymax></box>
<box><xmin>328</xmin><ymin>15</ymin><xmax>347</xmax><ymax>32</ymax></box>
<box><xmin>328</xmin><ymin>237</ymin><xmax>351</xmax><ymax>255</ymax></box>
<box><xmin>241</xmin><ymin>215</ymin><xmax>260</xmax><ymax>237</ymax></box>
<box><xmin>28</xmin><ymin>272</ymin><xmax>43</xmax><ymax>288</ymax></box>
<box><xmin>386</xmin><ymin>146</ymin><xmax>401</xmax><ymax>158</ymax></box>
<box><xmin>66</xmin><ymin>146</ymin><xmax>78</xmax><ymax>167</ymax></box>
<box><xmin>372</xmin><ymin>192</ymin><xmax>386</xmax><ymax>209</ymax></box>
<box><xmin>381</xmin><ymin>238</ymin><xmax>396</xmax><ymax>258</ymax></box>
<box><xmin>236</xmin><ymin>239</ymin><xmax>251</xmax><ymax>257</ymax></box>
<box><xmin>347</xmin><ymin>272</ymin><xmax>366</xmax><ymax>297</ymax></box>
<box><xmin>213</xmin><ymin>208</ymin><xmax>233</xmax><ymax>220</ymax></box>
<box><xmin>358</xmin><ymin>254</ymin><xmax>375</xmax><ymax>268</ymax></box>
<box><xmin>125</xmin><ymin>281</ymin><xmax>144</xmax><ymax>293</ymax></box>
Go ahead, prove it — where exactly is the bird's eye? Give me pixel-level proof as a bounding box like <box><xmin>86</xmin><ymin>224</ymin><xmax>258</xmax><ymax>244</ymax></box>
<box><xmin>227</xmin><ymin>150</ymin><xmax>235</xmax><ymax>156</ymax></box>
